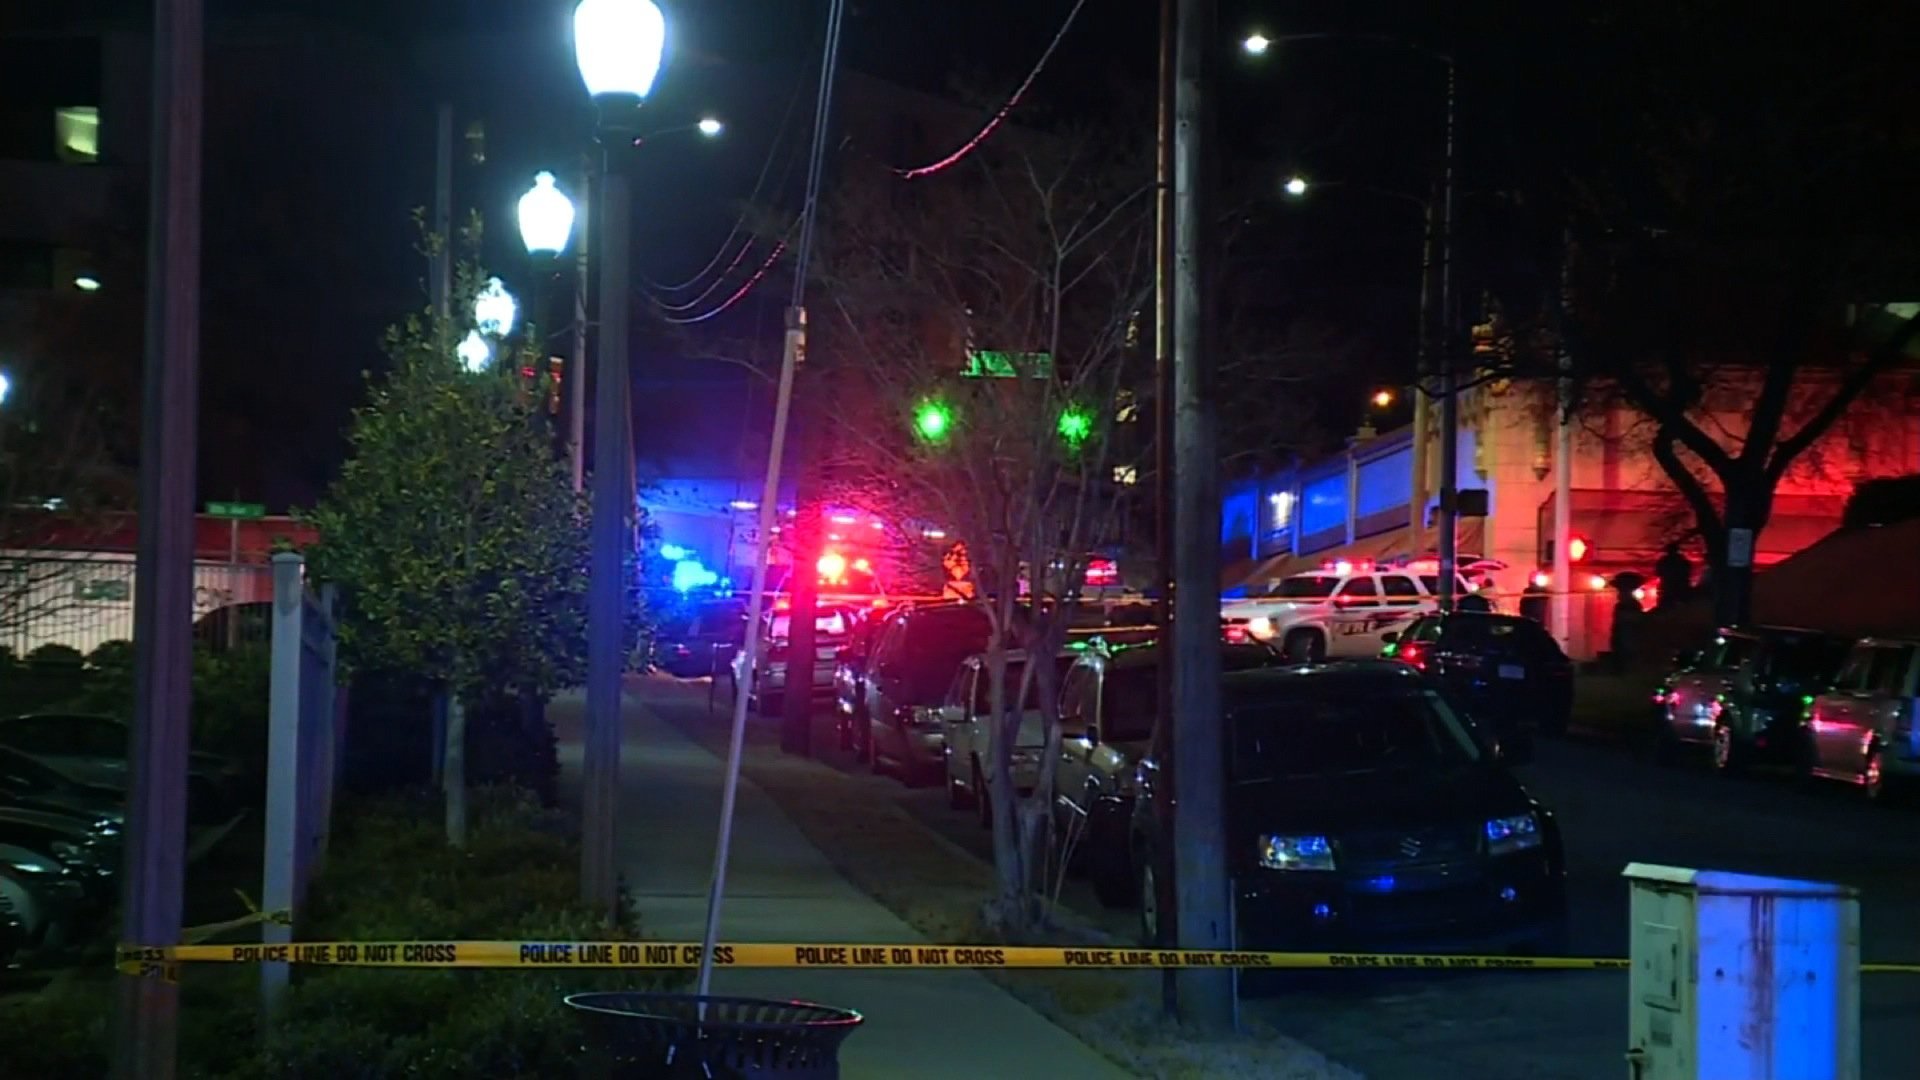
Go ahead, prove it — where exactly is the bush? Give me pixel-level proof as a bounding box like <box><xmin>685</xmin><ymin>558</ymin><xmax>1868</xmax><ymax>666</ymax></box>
<box><xmin>1843</xmin><ymin>474</ymin><xmax>1920</xmax><ymax>530</ymax></box>
<box><xmin>0</xmin><ymin>785</ymin><xmax>675</xmax><ymax>1078</ymax></box>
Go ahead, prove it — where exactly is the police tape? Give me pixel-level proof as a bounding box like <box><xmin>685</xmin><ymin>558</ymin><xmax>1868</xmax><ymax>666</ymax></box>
<box><xmin>111</xmin><ymin>940</ymin><xmax>1920</xmax><ymax>978</ymax></box>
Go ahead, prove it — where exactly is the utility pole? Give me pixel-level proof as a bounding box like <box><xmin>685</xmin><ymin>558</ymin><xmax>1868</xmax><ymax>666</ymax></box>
<box><xmin>780</xmin><ymin>392</ymin><xmax>819</xmax><ymax>758</ymax></box>
<box><xmin>431</xmin><ymin>103</ymin><xmax>453</xmax><ymax>325</ymax></box>
<box><xmin>1433</xmin><ymin>63</ymin><xmax>1461</xmax><ymax>610</ymax></box>
<box><xmin>113</xmin><ymin>0</ymin><xmax>202</xmax><ymax>1075</ymax></box>
<box><xmin>1409</xmin><ymin>193</ymin><xmax>1437</xmax><ymax>545</ymax></box>
<box><xmin>1170</xmin><ymin>0</ymin><xmax>1231</xmax><ymax>1030</ymax></box>
<box><xmin>570</xmin><ymin>165</ymin><xmax>592</xmax><ymax>493</ymax></box>
<box><xmin>1552</xmin><ymin>228</ymin><xmax>1575</xmax><ymax>645</ymax></box>
<box><xmin>581</xmin><ymin>123</ymin><xmax>632</xmax><ymax>919</ymax></box>
<box><xmin>1149</xmin><ymin>0</ymin><xmax>1177</xmax><ymax>1019</ymax></box>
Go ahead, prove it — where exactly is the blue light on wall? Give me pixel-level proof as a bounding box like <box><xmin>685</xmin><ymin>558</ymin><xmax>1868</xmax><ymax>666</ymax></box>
<box><xmin>671</xmin><ymin>559</ymin><xmax>719</xmax><ymax>593</ymax></box>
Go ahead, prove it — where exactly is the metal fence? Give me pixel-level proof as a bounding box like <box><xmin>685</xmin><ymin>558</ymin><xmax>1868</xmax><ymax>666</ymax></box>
<box><xmin>0</xmin><ymin>553</ymin><xmax>275</xmax><ymax>657</ymax></box>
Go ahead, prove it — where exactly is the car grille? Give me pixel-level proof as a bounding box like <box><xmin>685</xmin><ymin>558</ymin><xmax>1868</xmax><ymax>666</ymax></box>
<box><xmin>1337</xmin><ymin>824</ymin><xmax>1478</xmax><ymax>872</ymax></box>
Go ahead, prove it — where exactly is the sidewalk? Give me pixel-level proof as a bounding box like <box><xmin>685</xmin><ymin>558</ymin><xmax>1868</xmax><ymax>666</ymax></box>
<box><xmin>553</xmin><ymin>687</ymin><xmax>1134</xmax><ymax>1080</ymax></box>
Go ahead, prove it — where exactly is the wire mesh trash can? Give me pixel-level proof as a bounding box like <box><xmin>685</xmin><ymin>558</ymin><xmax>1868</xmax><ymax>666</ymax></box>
<box><xmin>566</xmin><ymin>992</ymin><xmax>864</xmax><ymax>1079</ymax></box>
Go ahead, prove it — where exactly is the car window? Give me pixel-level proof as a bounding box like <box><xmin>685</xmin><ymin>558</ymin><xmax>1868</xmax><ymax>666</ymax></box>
<box><xmin>1710</xmin><ymin>636</ymin><xmax>1757</xmax><ymax>672</ymax></box>
<box><xmin>1059</xmin><ymin>664</ymin><xmax>1094</xmax><ymax>725</ymax></box>
<box><xmin>1832</xmin><ymin>648</ymin><xmax>1875</xmax><ymax>693</ymax></box>
<box><xmin>1437</xmin><ymin>616</ymin><xmax>1563</xmax><ymax>660</ymax></box>
<box><xmin>1760</xmin><ymin>635</ymin><xmax>1852</xmax><ymax>684</ymax></box>
<box><xmin>1101</xmin><ymin>667</ymin><xmax>1158</xmax><ymax>742</ymax></box>
<box><xmin>947</xmin><ymin>664</ymin><xmax>975</xmax><ymax>712</ymax></box>
<box><xmin>1381</xmin><ymin>574</ymin><xmax>1421</xmax><ymax>600</ymax></box>
<box><xmin>905</xmin><ymin>610</ymin><xmax>992</xmax><ymax>666</ymax></box>
<box><xmin>1270</xmin><ymin>576</ymin><xmax>1339</xmax><ymax>599</ymax></box>
<box><xmin>1336</xmin><ymin>576</ymin><xmax>1380</xmax><ymax>607</ymax></box>
<box><xmin>1231</xmin><ymin>689</ymin><xmax>1483</xmax><ymax>780</ymax></box>
<box><xmin>1869</xmin><ymin>645</ymin><xmax>1917</xmax><ymax>696</ymax></box>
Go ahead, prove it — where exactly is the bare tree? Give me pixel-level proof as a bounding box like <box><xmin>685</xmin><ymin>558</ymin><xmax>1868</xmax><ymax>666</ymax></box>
<box><xmin>812</xmin><ymin>128</ymin><xmax>1152</xmax><ymax>935</ymax></box>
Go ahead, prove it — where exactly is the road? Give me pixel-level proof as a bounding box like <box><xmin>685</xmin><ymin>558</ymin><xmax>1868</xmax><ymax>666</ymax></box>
<box><xmin>641</xmin><ymin>675</ymin><xmax>1920</xmax><ymax>1079</ymax></box>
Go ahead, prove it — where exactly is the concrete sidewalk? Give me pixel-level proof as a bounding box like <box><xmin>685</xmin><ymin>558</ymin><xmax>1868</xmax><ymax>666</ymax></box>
<box><xmin>553</xmin><ymin>688</ymin><xmax>1133</xmax><ymax>1079</ymax></box>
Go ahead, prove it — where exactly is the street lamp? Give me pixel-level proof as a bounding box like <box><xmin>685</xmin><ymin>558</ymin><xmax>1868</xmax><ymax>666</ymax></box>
<box><xmin>1242</xmin><ymin>32</ymin><xmax>1272</xmax><ymax>56</ymax></box>
<box><xmin>0</xmin><ymin>369</ymin><xmax>11</xmax><ymax>407</ymax></box>
<box><xmin>456</xmin><ymin>330</ymin><xmax>491</xmax><ymax>373</ymax></box>
<box><xmin>516</xmin><ymin>171</ymin><xmax>576</xmax><ymax>256</ymax></box>
<box><xmin>1282</xmin><ymin>174</ymin><xmax>1308</xmax><ymax>197</ymax></box>
<box><xmin>473</xmin><ymin>276</ymin><xmax>517</xmax><ymax>337</ymax></box>
<box><xmin>574</xmin><ymin>0</ymin><xmax>666</xmax><ymax>922</ymax></box>
<box><xmin>696</xmin><ymin>116</ymin><xmax>724</xmax><ymax>137</ymax></box>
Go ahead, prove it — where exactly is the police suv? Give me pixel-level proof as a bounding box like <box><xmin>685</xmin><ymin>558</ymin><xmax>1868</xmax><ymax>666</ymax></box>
<box><xmin>1222</xmin><ymin>559</ymin><xmax>1475</xmax><ymax>664</ymax></box>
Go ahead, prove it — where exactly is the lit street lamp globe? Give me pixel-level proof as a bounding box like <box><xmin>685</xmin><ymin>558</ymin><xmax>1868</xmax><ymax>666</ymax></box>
<box><xmin>573</xmin><ymin>0</ymin><xmax>667</xmax><ymax>101</ymax></box>
<box><xmin>1243</xmin><ymin>32</ymin><xmax>1273</xmax><ymax>56</ymax></box>
<box><xmin>1283</xmin><ymin>175</ymin><xmax>1309</xmax><ymax>197</ymax></box>
<box><xmin>474</xmin><ymin>276</ymin><xmax>517</xmax><ymax>337</ymax></box>
<box><xmin>0</xmin><ymin>369</ymin><xmax>11</xmax><ymax>406</ymax></box>
<box><xmin>457</xmin><ymin>329</ymin><xmax>492</xmax><ymax>373</ymax></box>
<box><xmin>697</xmin><ymin>116</ymin><xmax>724</xmax><ymax>137</ymax></box>
<box><xmin>517</xmin><ymin>171</ymin><xmax>576</xmax><ymax>256</ymax></box>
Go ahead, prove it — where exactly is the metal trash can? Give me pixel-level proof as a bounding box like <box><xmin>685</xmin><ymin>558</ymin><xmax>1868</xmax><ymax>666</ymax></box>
<box><xmin>566</xmin><ymin>992</ymin><xmax>863</xmax><ymax>1079</ymax></box>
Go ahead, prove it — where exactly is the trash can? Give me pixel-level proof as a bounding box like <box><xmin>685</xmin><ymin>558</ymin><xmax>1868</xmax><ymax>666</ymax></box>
<box><xmin>566</xmin><ymin>992</ymin><xmax>864</xmax><ymax>1079</ymax></box>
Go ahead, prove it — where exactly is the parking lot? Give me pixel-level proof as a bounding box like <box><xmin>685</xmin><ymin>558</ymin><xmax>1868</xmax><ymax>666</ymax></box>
<box><xmin>647</xmin><ymin>675</ymin><xmax>1920</xmax><ymax>1079</ymax></box>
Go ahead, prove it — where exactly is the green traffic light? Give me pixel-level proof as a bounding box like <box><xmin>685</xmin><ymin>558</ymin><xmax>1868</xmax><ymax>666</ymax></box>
<box><xmin>914</xmin><ymin>400</ymin><xmax>953</xmax><ymax>441</ymax></box>
<box><xmin>1057</xmin><ymin>405</ymin><xmax>1093</xmax><ymax>448</ymax></box>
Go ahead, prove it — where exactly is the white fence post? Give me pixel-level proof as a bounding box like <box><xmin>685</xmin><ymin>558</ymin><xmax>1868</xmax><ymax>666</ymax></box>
<box><xmin>261</xmin><ymin>552</ymin><xmax>304</xmax><ymax>1014</ymax></box>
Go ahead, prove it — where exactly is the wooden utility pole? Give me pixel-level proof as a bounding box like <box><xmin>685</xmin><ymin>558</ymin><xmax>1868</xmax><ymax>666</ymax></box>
<box><xmin>1150</xmin><ymin>0</ymin><xmax>1177</xmax><ymax>1019</ymax></box>
<box><xmin>113</xmin><ymin>0</ymin><xmax>202</xmax><ymax>1074</ymax></box>
<box><xmin>1170</xmin><ymin>0</ymin><xmax>1233</xmax><ymax>1030</ymax></box>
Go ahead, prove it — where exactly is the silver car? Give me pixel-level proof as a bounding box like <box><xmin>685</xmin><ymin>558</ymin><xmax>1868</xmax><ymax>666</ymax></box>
<box><xmin>730</xmin><ymin>604</ymin><xmax>859</xmax><ymax>716</ymax></box>
<box><xmin>939</xmin><ymin>651</ymin><xmax>1071</xmax><ymax>825</ymax></box>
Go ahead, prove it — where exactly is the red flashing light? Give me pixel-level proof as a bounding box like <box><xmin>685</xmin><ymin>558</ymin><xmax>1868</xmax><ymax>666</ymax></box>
<box><xmin>1567</xmin><ymin>536</ymin><xmax>1590</xmax><ymax>563</ymax></box>
<box><xmin>871</xmin><ymin>597</ymin><xmax>888</xmax><ymax>608</ymax></box>
<box><xmin>1397</xmin><ymin>643</ymin><xmax>1426</xmax><ymax>670</ymax></box>
<box><xmin>1085</xmin><ymin>558</ymin><xmax>1119</xmax><ymax>586</ymax></box>
<box><xmin>774</xmin><ymin>598</ymin><xmax>791</xmax><ymax>612</ymax></box>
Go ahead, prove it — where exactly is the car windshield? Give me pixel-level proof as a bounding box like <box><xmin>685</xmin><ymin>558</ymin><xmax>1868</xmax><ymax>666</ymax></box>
<box><xmin>1441</xmin><ymin>616</ymin><xmax>1563</xmax><ymax>659</ymax></box>
<box><xmin>1230</xmin><ymin>690</ymin><xmax>1484</xmax><ymax>781</ymax></box>
<box><xmin>1266</xmin><ymin>576</ymin><xmax>1339</xmax><ymax>599</ymax></box>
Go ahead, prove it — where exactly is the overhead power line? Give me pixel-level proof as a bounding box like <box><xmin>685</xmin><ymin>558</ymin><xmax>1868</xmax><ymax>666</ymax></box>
<box><xmin>892</xmin><ymin>0</ymin><xmax>1090</xmax><ymax>180</ymax></box>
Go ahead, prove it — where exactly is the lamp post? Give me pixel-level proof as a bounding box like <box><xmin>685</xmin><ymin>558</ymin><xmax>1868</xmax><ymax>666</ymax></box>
<box><xmin>1249</xmin><ymin>32</ymin><xmax>1457</xmax><ymax>605</ymax></box>
<box><xmin>517</xmin><ymin>170</ymin><xmax>585</xmax><ymax>490</ymax></box>
<box><xmin>574</xmin><ymin>0</ymin><xmax>666</xmax><ymax>919</ymax></box>
<box><xmin>473</xmin><ymin>276</ymin><xmax>517</xmax><ymax>338</ymax></box>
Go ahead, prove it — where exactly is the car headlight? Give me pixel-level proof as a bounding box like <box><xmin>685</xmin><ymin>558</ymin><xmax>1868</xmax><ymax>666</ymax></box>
<box><xmin>1257</xmin><ymin>834</ymin><xmax>1334</xmax><ymax>871</ymax></box>
<box><xmin>1248</xmin><ymin>617</ymin><xmax>1276</xmax><ymax>641</ymax></box>
<box><xmin>1485</xmin><ymin>813</ymin><xmax>1542</xmax><ymax>855</ymax></box>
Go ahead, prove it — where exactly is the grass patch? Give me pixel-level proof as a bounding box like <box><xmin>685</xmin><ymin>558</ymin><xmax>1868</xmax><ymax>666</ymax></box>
<box><xmin>662</xmin><ymin>708</ymin><xmax>1359</xmax><ymax>1080</ymax></box>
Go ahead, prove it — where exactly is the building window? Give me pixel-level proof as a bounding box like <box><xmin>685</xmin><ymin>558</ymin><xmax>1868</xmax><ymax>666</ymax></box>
<box><xmin>54</xmin><ymin>106</ymin><xmax>98</xmax><ymax>162</ymax></box>
<box><xmin>1112</xmin><ymin>465</ymin><xmax>1139</xmax><ymax>486</ymax></box>
<box><xmin>1268</xmin><ymin>490</ymin><xmax>1294</xmax><ymax>528</ymax></box>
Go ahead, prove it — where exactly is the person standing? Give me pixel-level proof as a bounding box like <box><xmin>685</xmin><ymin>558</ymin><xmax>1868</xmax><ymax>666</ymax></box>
<box><xmin>1654</xmin><ymin>542</ymin><xmax>1693</xmax><ymax>609</ymax></box>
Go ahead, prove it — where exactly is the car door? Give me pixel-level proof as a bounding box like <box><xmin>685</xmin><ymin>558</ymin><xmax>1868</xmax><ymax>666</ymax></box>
<box><xmin>1375</xmin><ymin>573</ymin><xmax>1427</xmax><ymax>642</ymax></box>
<box><xmin>863</xmin><ymin>613</ymin><xmax>911</xmax><ymax>755</ymax></box>
<box><xmin>1051</xmin><ymin>663</ymin><xmax>1100</xmax><ymax>835</ymax></box>
<box><xmin>1668</xmin><ymin>636</ymin><xmax>1740</xmax><ymax>742</ymax></box>
<box><xmin>1813</xmin><ymin>646</ymin><xmax>1876</xmax><ymax>773</ymax></box>
<box><xmin>940</xmin><ymin>661</ymin><xmax>979</xmax><ymax>789</ymax></box>
<box><xmin>1326</xmin><ymin>576</ymin><xmax>1385</xmax><ymax>656</ymax></box>
<box><xmin>1861</xmin><ymin>644</ymin><xmax>1920</xmax><ymax>769</ymax></box>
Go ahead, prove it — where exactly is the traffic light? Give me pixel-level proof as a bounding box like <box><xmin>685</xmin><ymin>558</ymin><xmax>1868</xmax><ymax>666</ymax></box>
<box><xmin>1057</xmin><ymin>404</ymin><xmax>1094</xmax><ymax>449</ymax></box>
<box><xmin>914</xmin><ymin>399</ymin><xmax>953</xmax><ymax>442</ymax></box>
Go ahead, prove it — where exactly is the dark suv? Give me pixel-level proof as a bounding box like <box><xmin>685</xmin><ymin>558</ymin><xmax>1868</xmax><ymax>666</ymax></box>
<box><xmin>1384</xmin><ymin>612</ymin><xmax>1574</xmax><ymax>756</ymax></box>
<box><xmin>859</xmin><ymin>603</ymin><xmax>995</xmax><ymax>782</ymax></box>
<box><xmin>1653</xmin><ymin>626</ymin><xmax>1854</xmax><ymax>773</ymax></box>
<box><xmin>1130</xmin><ymin>662</ymin><xmax>1567</xmax><ymax>954</ymax></box>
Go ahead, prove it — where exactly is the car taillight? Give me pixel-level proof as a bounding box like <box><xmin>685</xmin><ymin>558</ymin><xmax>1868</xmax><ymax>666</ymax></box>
<box><xmin>1398</xmin><ymin>643</ymin><xmax>1426</xmax><ymax>670</ymax></box>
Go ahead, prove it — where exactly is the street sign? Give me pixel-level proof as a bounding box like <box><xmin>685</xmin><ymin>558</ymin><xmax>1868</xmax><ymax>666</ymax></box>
<box><xmin>206</xmin><ymin>501</ymin><xmax>266</xmax><ymax>519</ymax></box>
<box><xmin>1726</xmin><ymin>527</ymin><xmax>1754</xmax><ymax>569</ymax></box>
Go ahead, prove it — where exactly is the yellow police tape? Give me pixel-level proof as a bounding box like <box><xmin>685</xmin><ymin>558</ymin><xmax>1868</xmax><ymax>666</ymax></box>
<box><xmin>111</xmin><ymin>939</ymin><xmax>1920</xmax><ymax>978</ymax></box>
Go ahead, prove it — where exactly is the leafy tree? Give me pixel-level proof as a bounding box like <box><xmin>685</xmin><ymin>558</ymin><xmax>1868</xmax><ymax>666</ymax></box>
<box><xmin>810</xmin><ymin>123</ymin><xmax>1151</xmax><ymax>935</ymax></box>
<box><xmin>307</xmin><ymin>260</ymin><xmax>592</xmax><ymax>846</ymax></box>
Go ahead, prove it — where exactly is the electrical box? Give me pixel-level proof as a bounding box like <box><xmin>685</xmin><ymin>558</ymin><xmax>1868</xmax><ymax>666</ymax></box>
<box><xmin>1622</xmin><ymin>864</ymin><xmax>1859</xmax><ymax>1080</ymax></box>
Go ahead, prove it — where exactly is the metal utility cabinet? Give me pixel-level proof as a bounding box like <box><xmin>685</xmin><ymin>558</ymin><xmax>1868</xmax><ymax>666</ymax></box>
<box><xmin>1623</xmin><ymin>863</ymin><xmax>1859</xmax><ymax>1080</ymax></box>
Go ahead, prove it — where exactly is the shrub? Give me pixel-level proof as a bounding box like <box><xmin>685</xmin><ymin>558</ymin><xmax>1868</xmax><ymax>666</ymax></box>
<box><xmin>25</xmin><ymin>642</ymin><xmax>84</xmax><ymax>670</ymax></box>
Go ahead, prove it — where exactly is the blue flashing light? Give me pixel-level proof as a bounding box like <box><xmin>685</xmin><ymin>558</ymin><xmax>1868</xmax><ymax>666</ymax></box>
<box><xmin>659</xmin><ymin>542</ymin><xmax>692</xmax><ymax>561</ymax></box>
<box><xmin>671</xmin><ymin>559</ymin><xmax>719</xmax><ymax>593</ymax></box>
<box><xmin>1357</xmin><ymin>875</ymin><xmax>1397</xmax><ymax>894</ymax></box>
<box><xmin>1310</xmin><ymin>902</ymin><xmax>1334</xmax><ymax>920</ymax></box>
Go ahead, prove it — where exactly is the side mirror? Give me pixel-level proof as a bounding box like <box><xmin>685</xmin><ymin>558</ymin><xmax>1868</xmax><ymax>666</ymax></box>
<box><xmin>1083</xmin><ymin>723</ymin><xmax>1101</xmax><ymax>747</ymax></box>
<box><xmin>1381</xmin><ymin>631</ymin><xmax>1400</xmax><ymax>646</ymax></box>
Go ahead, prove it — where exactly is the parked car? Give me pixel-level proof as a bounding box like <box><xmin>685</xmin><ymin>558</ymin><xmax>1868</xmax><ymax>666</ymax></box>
<box><xmin>730</xmin><ymin>604</ymin><xmax>860</xmax><ymax>716</ymax></box>
<box><xmin>1223</xmin><ymin>562</ymin><xmax>1477</xmax><ymax>663</ymax></box>
<box><xmin>0</xmin><ymin>841</ymin><xmax>91</xmax><ymax>953</ymax></box>
<box><xmin>934</xmin><ymin>650</ymin><xmax>1079</xmax><ymax>824</ymax></box>
<box><xmin>0</xmin><ymin>745</ymin><xmax>128</xmax><ymax>830</ymax></box>
<box><xmin>1649</xmin><ymin>626</ymin><xmax>1854</xmax><ymax>773</ymax></box>
<box><xmin>1804</xmin><ymin>636</ymin><xmax>1920</xmax><ymax>800</ymax></box>
<box><xmin>1130</xmin><ymin>661</ymin><xmax>1567</xmax><ymax>955</ymax></box>
<box><xmin>0</xmin><ymin>808</ymin><xmax>118</xmax><ymax>909</ymax></box>
<box><xmin>858</xmin><ymin>603</ymin><xmax>995</xmax><ymax>782</ymax></box>
<box><xmin>1</xmin><ymin>887</ymin><xmax>26</xmax><ymax>967</ymax></box>
<box><xmin>1382</xmin><ymin>612</ymin><xmax>1575</xmax><ymax>758</ymax></box>
<box><xmin>832</xmin><ymin>604</ymin><xmax>895</xmax><ymax>751</ymax></box>
<box><xmin>653</xmin><ymin>598</ymin><xmax>747</xmax><ymax>677</ymax></box>
<box><xmin>1053</xmin><ymin>639</ymin><xmax>1287</xmax><ymax>907</ymax></box>
<box><xmin>0</xmin><ymin>713</ymin><xmax>245</xmax><ymax>822</ymax></box>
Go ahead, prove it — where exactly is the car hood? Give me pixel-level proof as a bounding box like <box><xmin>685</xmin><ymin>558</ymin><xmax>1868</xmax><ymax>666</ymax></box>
<box><xmin>1228</xmin><ymin>766</ymin><xmax>1530</xmax><ymax>838</ymax></box>
<box><xmin>1222</xmin><ymin>598</ymin><xmax>1311</xmax><ymax>616</ymax></box>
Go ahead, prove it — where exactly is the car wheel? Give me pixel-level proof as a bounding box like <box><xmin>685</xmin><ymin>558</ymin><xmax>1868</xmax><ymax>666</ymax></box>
<box><xmin>1283</xmin><ymin>629</ymin><xmax>1324</xmax><ymax>665</ymax></box>
<box><xmin>1136</xmin><ymin>856</ymin><xmax>1161</xmax><ymax>946</ymax></box>
<box><xmin>1710</xmin><ymin>722</ymin><xmax>1741</xmax><ymax>775</ymax></box>
<box><xmin>1089</xmin><ymin>809</ymin><xmax>1136</xmax><ymax>909</ymax></box>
